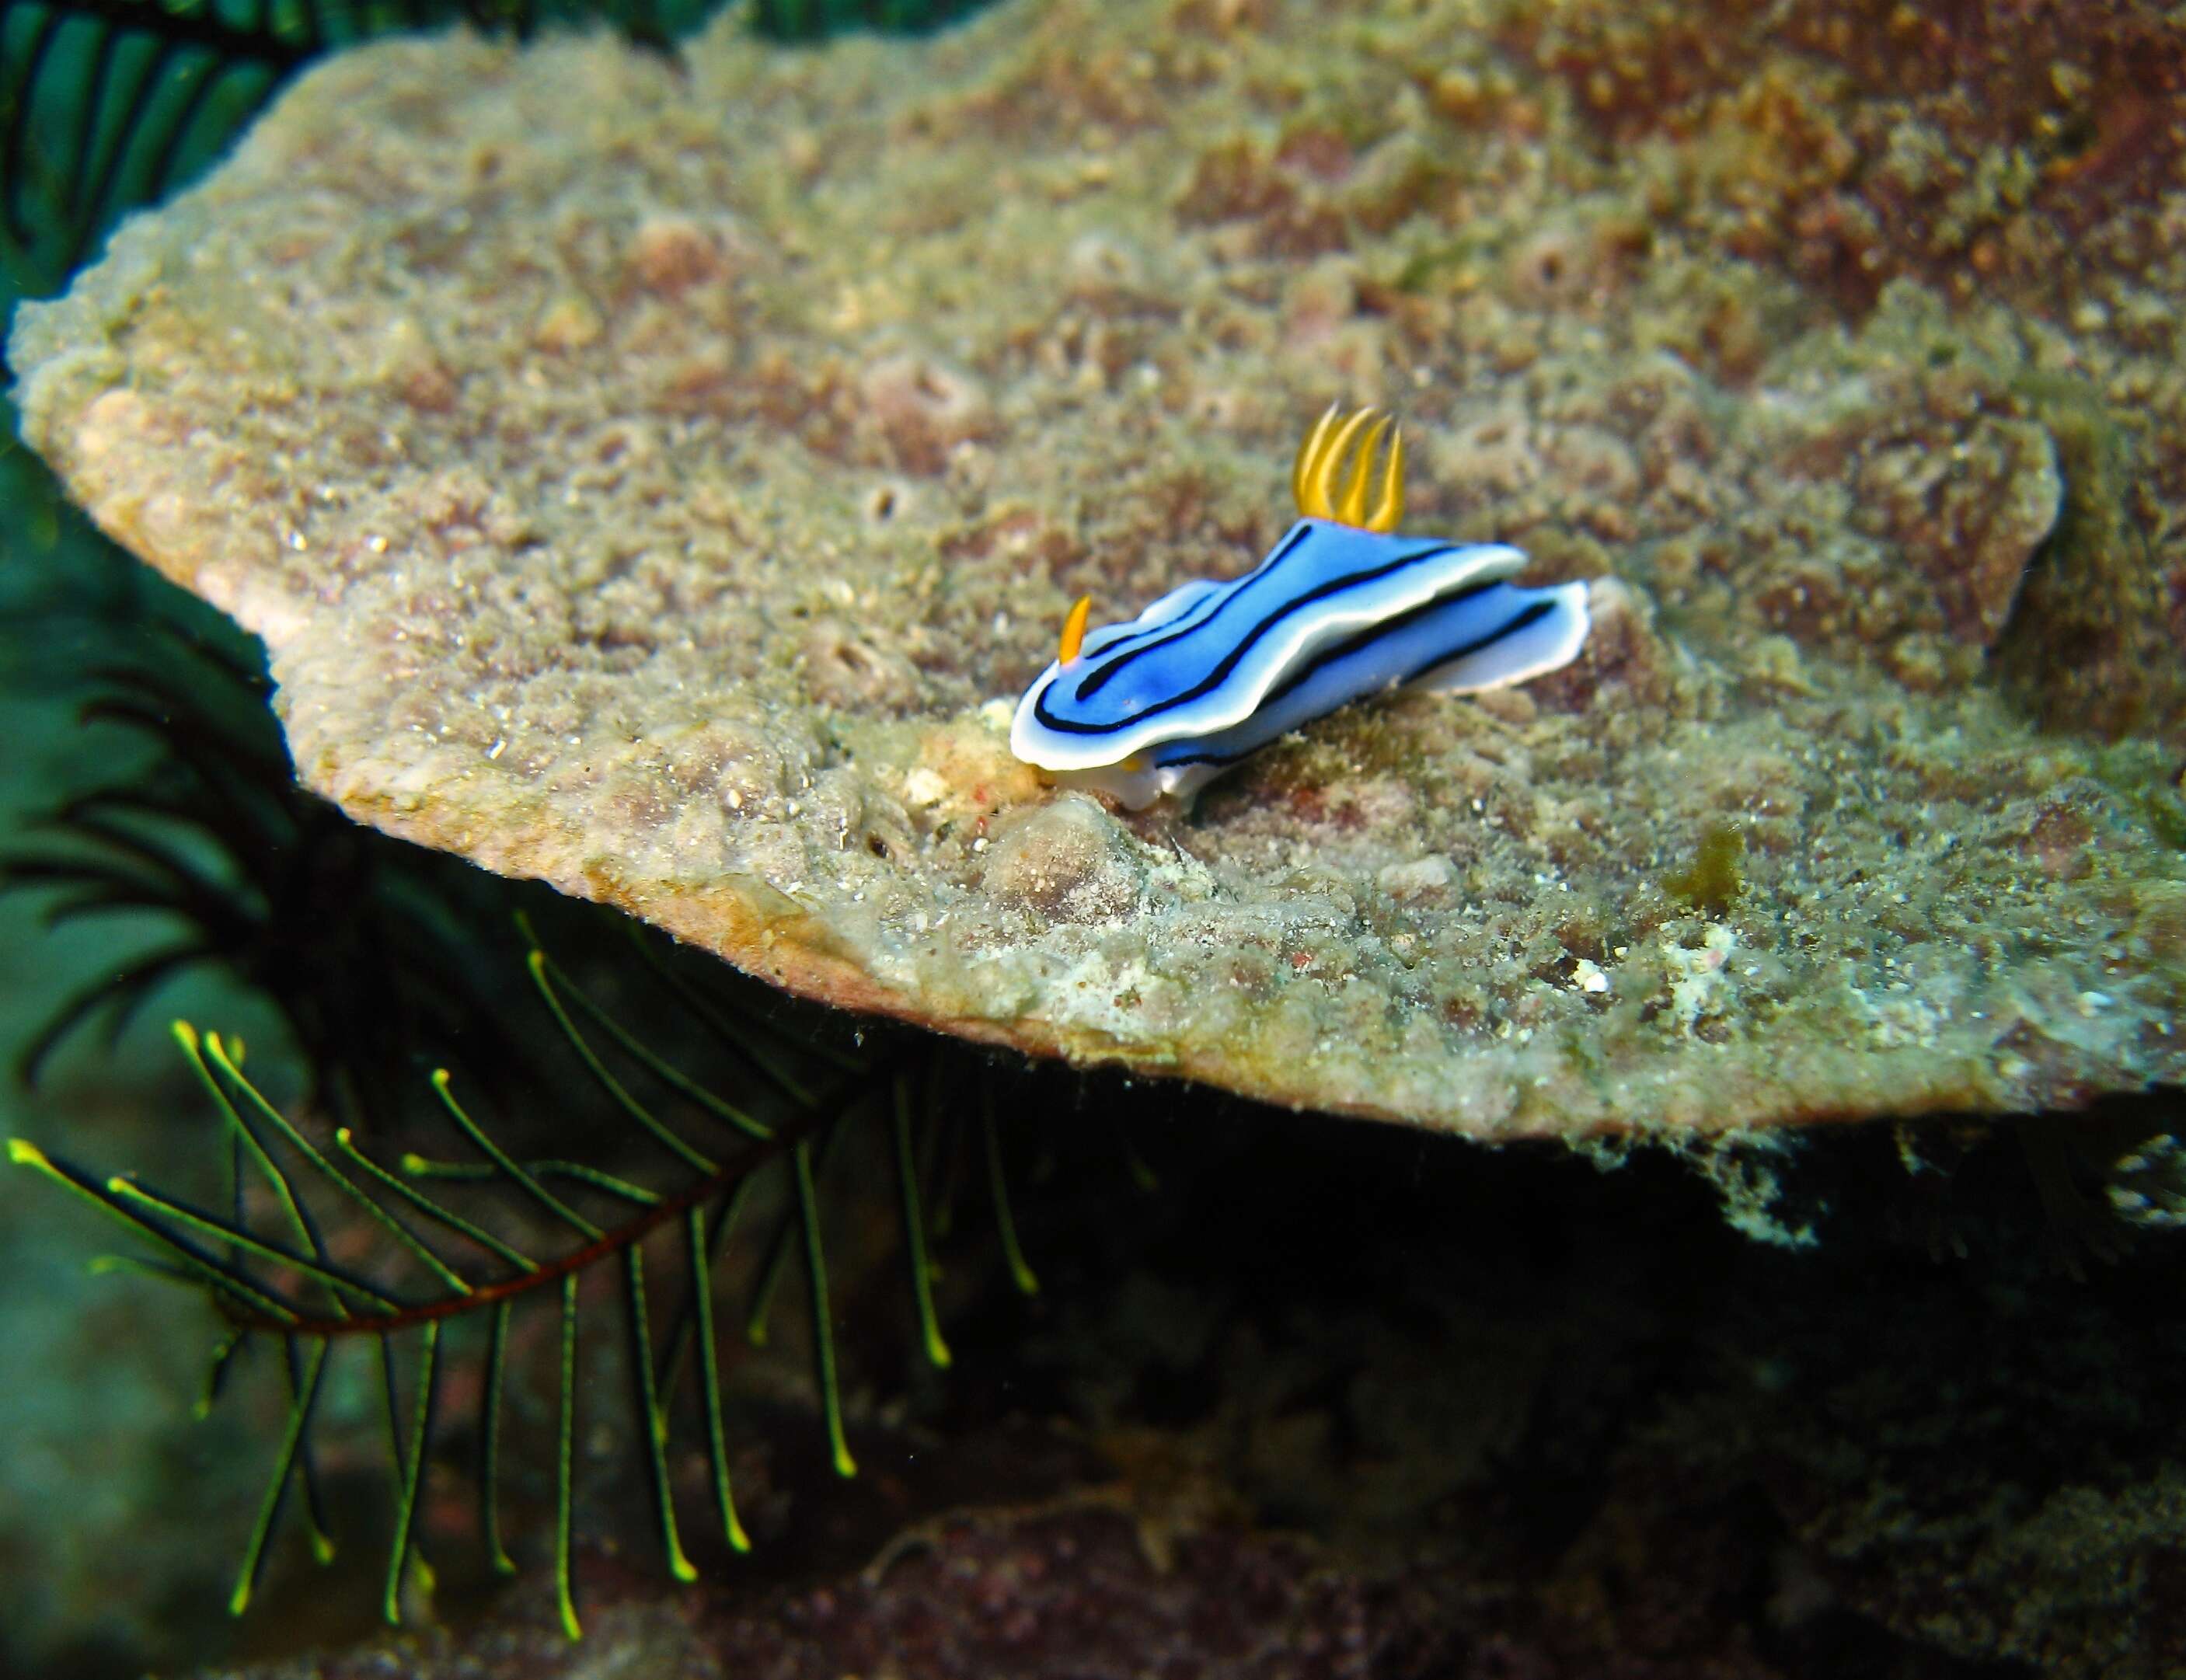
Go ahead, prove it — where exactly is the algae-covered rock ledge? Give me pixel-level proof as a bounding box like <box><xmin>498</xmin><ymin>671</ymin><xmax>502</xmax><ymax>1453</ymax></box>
<box><xmin>12</xmin><ymin>0</ymin><xmax>2186</xmax><ymax>1137</ymax></box>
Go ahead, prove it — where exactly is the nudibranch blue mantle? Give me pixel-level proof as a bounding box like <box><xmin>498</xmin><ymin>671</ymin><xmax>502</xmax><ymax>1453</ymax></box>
<box><xmin>1009</xmin><ymin>406</ymin><xmax>1592</xmax><ymax>809</ymax></box>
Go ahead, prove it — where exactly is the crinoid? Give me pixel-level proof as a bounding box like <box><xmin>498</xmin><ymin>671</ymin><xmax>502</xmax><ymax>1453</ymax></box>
<box><xmin>0</xmin><ymin>0</ymin><xmax>1005</xmax><ymax>293</ymax></box>
<box><xmin>0</xmin><ymin>0</ymin><xmax>689</xmax><ymax>290</ymax></box>
<box><xmin>9</xmin><ymin>909</ymin><xmax>1044</xmax><ymax>1637</ymax></box>
<box><xmin>0</xmin><ymin>614</ymin><xmax>540</xmax><ymax>1128</ymax></box>
<box><xmin>751</xmin><ymin>0</ymin><xmax>994</xmax><ymax>40</ymax></box>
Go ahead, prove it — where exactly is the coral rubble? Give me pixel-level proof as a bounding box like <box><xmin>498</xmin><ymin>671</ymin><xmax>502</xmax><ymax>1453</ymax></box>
<box><xmin>12</xmin><ymin>0</ymin><xmax>2185</xmax><ymax>1135</ymax></box>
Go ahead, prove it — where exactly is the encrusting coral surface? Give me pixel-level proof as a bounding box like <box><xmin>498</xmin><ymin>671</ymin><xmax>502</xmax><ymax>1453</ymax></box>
<box><xmin>12</xmin><ymin>0</ymin><xmax>2186</xmax><ymax>1136</ymax></box>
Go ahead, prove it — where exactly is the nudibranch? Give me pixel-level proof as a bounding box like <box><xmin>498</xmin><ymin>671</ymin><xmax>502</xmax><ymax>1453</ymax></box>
<box><xmin>1009</xmin><ymin>406</ymin><xmax>1592</xmax><ymax>809</ymax></box>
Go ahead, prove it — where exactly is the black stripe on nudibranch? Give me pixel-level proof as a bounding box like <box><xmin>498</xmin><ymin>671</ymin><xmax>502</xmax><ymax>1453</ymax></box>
<box><xmin>1069</xmin><ymin>525</ymin><xmax>1317</xmax><ymax>698</ymax></box>
<box><xmin>1033</xmin><ymin>540</ymin><xmax>1464</xmax><ymax>738</ymax></box>
<box><xmin>1253</xmin><ymin>580</ymin><xmax>1502</xmax><ymax>709</ymax></box>
<box><xmin>1397</xmin><ymin>597</ymin><xmax>1557</xmax><ymax>687</ymax></box>
<box><xmin>1152</xmin><ymin>594</ymin><xmax>1559</xmax><ymax>769</ymax></box>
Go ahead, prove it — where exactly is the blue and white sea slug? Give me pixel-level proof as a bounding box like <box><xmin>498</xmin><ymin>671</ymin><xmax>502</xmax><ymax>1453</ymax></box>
<box><xmin>1009</xmin><ymin>406</ymin><xmax>1592</xmax><ymax>809</ymax></box>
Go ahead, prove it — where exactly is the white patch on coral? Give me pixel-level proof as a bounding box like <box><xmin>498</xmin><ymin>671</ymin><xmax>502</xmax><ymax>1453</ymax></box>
<box><xmin>901</xmin><ymin>765</ymin><xmax>949</xmax><ymax>810</ymax></box>
<box><xmin>1664</xmin><ymin>925</ymin><xmax>1736</xmax><ymax>1031</ymax></box>
<box><xmin>1044</xmin><ymin>950</ymin><xmax>1174</xmax><ymax>1048</ymax></box>
<box><xmin>1377</xmin><ymin>856</ymin><xmax>1452</xmax><ymax>898</ymax></box>
<box><xmin>1853</xmin><ymin>983</ymin><xmax>1946</xmax><ymax>1049</ymax></box>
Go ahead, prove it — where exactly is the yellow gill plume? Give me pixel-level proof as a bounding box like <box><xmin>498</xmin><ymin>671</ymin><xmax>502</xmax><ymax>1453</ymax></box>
<box><xmin>1291</xmin><ymin>403</ymin><xmax>1404</xmax><ymax>534</ymax></box>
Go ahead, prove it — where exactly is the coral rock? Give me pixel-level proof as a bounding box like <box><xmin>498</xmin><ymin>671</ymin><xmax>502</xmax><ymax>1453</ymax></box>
<box><xmin>12</xmin><ymin>0</ymin><xmax>2186</xmax><ymax>1137</ymax></box>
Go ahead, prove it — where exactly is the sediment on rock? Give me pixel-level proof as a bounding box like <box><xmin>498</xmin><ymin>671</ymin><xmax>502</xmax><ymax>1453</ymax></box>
<box><xmin>11</xmin><ymin>0</ymin><xmax>2184</xmax><ymax>1135</ymax></box>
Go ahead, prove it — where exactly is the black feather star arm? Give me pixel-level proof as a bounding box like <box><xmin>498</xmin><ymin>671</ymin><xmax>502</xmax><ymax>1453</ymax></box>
<box><xmin>0</xmin><ymin>0</ymin><xmax>1002</xmax><ymax>293</ymax></box>
<box><xmin>750</xmin><ymin>0</ymin><xmax>994</xmax><ymax>41</ymax></box>
<box><xmin>0</xmin><ymin>0</ymin><xmax>676</xmax><ymax>290</ymax></box>
<box><xmin>9</xmin><ymin>911</ymin><xmax>1044</xmax><ymax>1638</ymax></box>
<box><xmin>0</xmin><ymin>619</ymin><xmax>550</xmax><ymax>1126</ymax></box>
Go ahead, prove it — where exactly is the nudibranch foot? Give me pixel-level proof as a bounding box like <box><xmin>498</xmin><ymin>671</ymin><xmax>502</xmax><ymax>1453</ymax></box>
<box><xmin>1009</xmin><ymin>408</ymin><xmax>1593</xmax><ymax>810</ymax></box>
